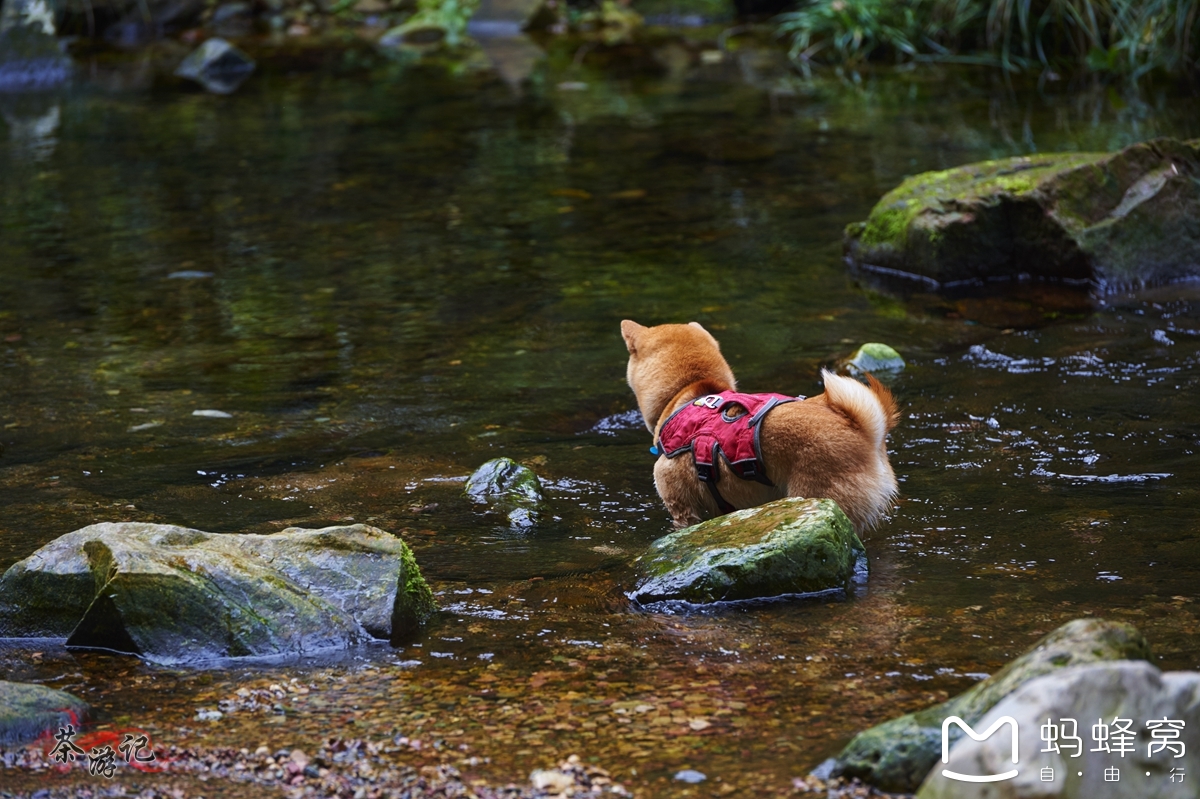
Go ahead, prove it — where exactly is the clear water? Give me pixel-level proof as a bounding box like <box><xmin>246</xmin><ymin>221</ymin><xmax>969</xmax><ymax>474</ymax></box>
<box><xmin>2</xmin><ymin>44</ymin><xmax>1200</xmax><ymax>796</ymax></box>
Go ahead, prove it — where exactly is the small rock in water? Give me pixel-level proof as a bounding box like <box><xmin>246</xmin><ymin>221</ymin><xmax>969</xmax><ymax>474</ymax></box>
<box><xmin>587</xmin><ymin>408</ymin><xmax>644</xmax><ymax>436</ymax></box>
<box><xmin>846</xmin><ymin>343</ymin><xmax>905</xmax><ymax>375</ymax></box>
<box><xmin>465</xmin><ymin>457</ymin><xmax>543</xmax><ymax>529</ymax></box>
<box><xmin>174</xmin><ymin>37</ymin><xmax>255</xmax><ymax>95</ymax></box>
<box><xmin>193</xmin><ymin>409</ymin><xmax>233</xmax><ymax>418</ymax></box>
<box><xmin>530</xmin><ymin>768</ymin><xmax>575</xmax><ymax>793</ymax></box>
<box><xmin>674</xmin><ymin>769</ymin><xmax>707</xmax><ymax>783</ymax></box>
<box><xmin>195</xmin><ymin>708</ymin><xmax>222</xmax><ymax>721</ymax></box>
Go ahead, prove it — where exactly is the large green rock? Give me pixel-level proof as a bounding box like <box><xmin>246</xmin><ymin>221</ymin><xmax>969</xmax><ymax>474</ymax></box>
<box><xmin>628</xmin><ymin>497</ymin><xmax>865</xmax><ymax>605</ymax></box>
<box><xmin>465</xmin><ymin>457</ymin><xmax>544</xmax><ymax>529</ymax></box>
<box><xmin>824</xmin><ymin>618</ymin><xmax>1152</xmax><ymax>793</ymax></box>
<box><xmin>844</xmin><ymin>138</ymin><xmax>1200</xmax><ymax>290</ymax></box>
<box><xmin>0</xmin><ymin>523</ymin><xmax>436</xmax><ymax>665</ymax></box>
<box><xmin>0</xmin><ymin>681</ymin><xmax>89</xmax><ymax>745</ymax></box>
<box><xmin>919</xmin><ymin>660</ymin><xmax>1200</xmax><ymax>799</ymax></box>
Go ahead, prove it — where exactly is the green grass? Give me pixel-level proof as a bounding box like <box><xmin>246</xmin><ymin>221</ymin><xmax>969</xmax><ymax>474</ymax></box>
<box><xmin>776</xmin><ymin>0</ymin><xmax>1200</xmax><ymax>78</ymax></box>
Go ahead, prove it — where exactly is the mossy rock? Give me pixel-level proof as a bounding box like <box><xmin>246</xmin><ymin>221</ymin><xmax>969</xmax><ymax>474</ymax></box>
<box><xmin>0</xmin><ymin>523</ymin><xmax>436</xmax><ymax>665</ymax></box>
<box><xmin>465</xmin><ymin>457</ymin><xmax>544</xmax><ymax>528</ymax></box>
<box><xmin>918</xmin><ymin>660</ymin><xmax>1200</xmax><ymax>799</ymax></box>
<box><xmin>846</xmin><ymin>343</ymin><xmax>905</xmax><ymax>375</ymax></box>
<box><xmin>845</xmin><ymin>137</ymin><xmax>1200</xmax><ymax>290</ymax></box>
<box><xmin>823</xmin><ymin>618</ymin><xmax>1153</xmax><ymax>793</ymax></box>
<box><xmin>0</xmin><ymin>681</ymin><xmax>89</xmax><ymax>745</ymax></box>
<box><xmin>628</xmin><ymin>497</ymin><xmax>865</xmax><ymax>606</ymax></box>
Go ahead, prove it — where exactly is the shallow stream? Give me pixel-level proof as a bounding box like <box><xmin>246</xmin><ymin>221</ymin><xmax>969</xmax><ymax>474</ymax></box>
<box><xmin>2</xmin><ymin>43</ymin><xmax>1200</xmax><ymax>796</ymax></box>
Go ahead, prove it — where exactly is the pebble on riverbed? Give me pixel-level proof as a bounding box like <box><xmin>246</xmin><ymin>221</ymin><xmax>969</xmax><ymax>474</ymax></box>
<box><xmin>793</xmin><ymin>774</ymin><xmax>912</xmax><ymax>797</ymax></box>
<box><xmin>0</xmin><ymin>737</ymin><xmax>630</xmax><ymax>798</ymax></box>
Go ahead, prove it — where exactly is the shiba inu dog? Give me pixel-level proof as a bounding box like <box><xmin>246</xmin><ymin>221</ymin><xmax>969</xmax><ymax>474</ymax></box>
<box><xmin>621</xmin><ymin>320</ymin><xmax>899</xmax><ymax>533</ymax></box>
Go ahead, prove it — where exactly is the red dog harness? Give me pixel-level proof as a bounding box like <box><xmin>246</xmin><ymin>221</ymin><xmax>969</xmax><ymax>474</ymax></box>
<box><xmin>656</xmin><ymin>390</ymin><xmax>803</xmax><ymax>514</ymax></box>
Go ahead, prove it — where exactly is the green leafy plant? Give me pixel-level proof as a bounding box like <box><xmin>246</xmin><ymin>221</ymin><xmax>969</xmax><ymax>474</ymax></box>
<box><xmin>777</xmin><ymin>0</ymin><xmax>1200</xmax><ymax>78</ymax></box>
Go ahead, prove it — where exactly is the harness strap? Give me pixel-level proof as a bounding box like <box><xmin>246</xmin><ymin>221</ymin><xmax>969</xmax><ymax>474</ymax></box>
<box><xmin>697</xmin><ymin>464</ymin><xmax>737</xmax><ymax>514</ymax></box>
<box><xmin>691</xmin><ymin>435</ymin><xmax>737</xmax><ymax>513</ymax></box>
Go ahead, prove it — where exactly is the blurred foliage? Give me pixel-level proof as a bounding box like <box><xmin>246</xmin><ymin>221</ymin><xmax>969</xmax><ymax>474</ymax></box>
<box><xmin>777</xmin><ymin>0</ymin><xmax>1200</xmax><ymax>78</ymax></box>
<box><xmin>569</xmin><ymin>0</ymin><xmax>644</xmax><ymax>44</ymax></box>
<box><xmin>381</xmin><ymin>0</ymin><xmax>478</xmax><ymax>47</ymax></box>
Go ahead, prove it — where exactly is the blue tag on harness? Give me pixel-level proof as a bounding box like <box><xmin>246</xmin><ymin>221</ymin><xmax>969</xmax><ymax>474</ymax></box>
<box><xmin>649</xmin><ymin>446</ymin><xmax>660</xmax><ymax>456</ymax></box>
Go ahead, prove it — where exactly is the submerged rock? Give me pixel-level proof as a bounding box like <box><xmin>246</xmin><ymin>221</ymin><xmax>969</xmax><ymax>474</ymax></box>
<box><xmin>844</xmin><ymin>138</ymin><xmax>1200</xmax><ymax>290</ymax></box>
<box><xmin>628</xmin><ymin>497</ymin><xmax>865</xmax><ymax>606</ymax></box>
<box><xmin>846</xmin><ymin>342</ymin><xmax>905</xmax><ymax>376</ymax></box>
<box><xmin>919</xmin><ymin>660</ymin><xmax>1200</xmax><ymax>799</ymax></box>
<box><xmin>823</xmin><ymin>618</ymin><xmax>1152</xmax><ymax>793</ymax></box>
<box><xmin>174</xmin><ymin>38</ymin><xmax>255</xmax><ymax>95</ymax></box>
<box><xmin>0</xmin><ymin>523</ymin><xmax>435</xmax><ymax>665</ymax></box>
<box><xmin>0</xmin><ymin>681</ymin><xmax>89</xmax><ymax>745</ymax></box>
<box><xmin>465</xmin><ymin>457</ymin><xmax>543</xmax><ymax>528</ymax></box>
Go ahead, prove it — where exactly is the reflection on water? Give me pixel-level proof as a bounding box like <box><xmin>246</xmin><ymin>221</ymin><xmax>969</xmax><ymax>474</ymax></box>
<box><xmin>1</xmin><ymin>102</ymin><xmax>59</xmax><ymax>161</ymax></box>
<box><xmin>1</xmin><ymin>50</ymin><xmax>1200</xmax><ymax>794</ymax></box>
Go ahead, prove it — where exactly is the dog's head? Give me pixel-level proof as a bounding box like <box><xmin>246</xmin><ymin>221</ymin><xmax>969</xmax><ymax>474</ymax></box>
<box><xmin>620</xmin><ymin>320</ymin><xmax>736</xmax><ymax>433</ymax></box>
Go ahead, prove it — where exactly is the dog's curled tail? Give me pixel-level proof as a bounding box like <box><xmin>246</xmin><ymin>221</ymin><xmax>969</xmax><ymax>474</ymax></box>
<box><xmin>820</xmin><ymin>369</ymin><xmax>900</xmax><ymax>448</ymax></box>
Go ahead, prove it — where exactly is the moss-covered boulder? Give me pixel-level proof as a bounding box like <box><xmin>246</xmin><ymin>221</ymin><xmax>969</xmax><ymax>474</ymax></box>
<box><xmin>846</xmin><ymin>343</ymin><xmax>905</xmax><ymax>376</ymax></box>
<box><xmin>822</xmin><ymin>618</ymin><xmax>1152</xmax><ymax>793</ymax></box>
<box><xmin>465</xmin><ymin>457</ymin><xmax>544</xmax><ymax>528</ymax></box>
<box><xmin>919</xmin><ymin>660</ymin><xmax>1200</xmax><ymax>799</ymax></box>
<box><xmin>628</xmin><ymin>497</ymin><xmax>865</xmax><ymax>606</ymax></box>
<box><xmin>0</xmin><ymin>681</ymin><xmax>89</xmax><ymax>745</ymax></box>
<box><xmin>0</xmin><ymin>523</ymin><xmax>435</xmax><ymax>665</ymax></box>
<box><xmin>845</xmin><ymin>138</ymin><xmax>1200</xmax><ymax>290</ymax></box>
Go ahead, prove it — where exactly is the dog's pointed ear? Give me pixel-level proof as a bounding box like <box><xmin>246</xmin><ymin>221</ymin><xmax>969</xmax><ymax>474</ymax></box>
<box><xmin>689</xmin><ymin>321</ymin><xmax>719</xmax><ymax>349</ymax></box>
<box><xmin>620</xmin><ymin>320</ymin><xmax>644</xmax><ymax>355</ymax></box>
